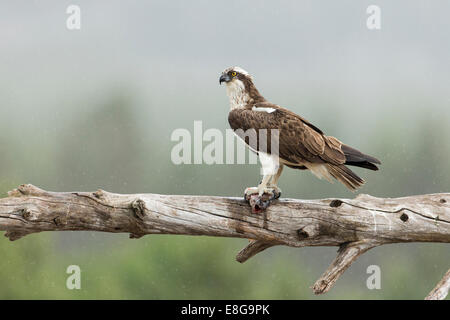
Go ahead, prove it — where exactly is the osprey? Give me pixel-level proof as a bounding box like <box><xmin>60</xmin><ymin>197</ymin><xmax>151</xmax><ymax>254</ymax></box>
<box><xmin>219</xmin><ymin>66</ymin><xmax>380</xmax><ymax>200</ymax></box>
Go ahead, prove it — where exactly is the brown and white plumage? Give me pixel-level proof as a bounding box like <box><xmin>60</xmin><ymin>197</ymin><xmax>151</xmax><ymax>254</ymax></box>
<box><xmin>219</xmin><ymin>66</ymin><xmax>381</xmax><ymax>194</ymax></box>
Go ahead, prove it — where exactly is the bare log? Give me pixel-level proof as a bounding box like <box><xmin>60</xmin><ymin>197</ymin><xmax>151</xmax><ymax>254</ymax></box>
<box><xmin>425</xmin><ymin>268</ymin><xmax>450</xmax><ymax>300</ymax></box>
<box><xmin>312</xmin><ymin>240</ymin><xmax>379</xmax><ymax>294</ymax></box>
<box><xmin>0</xmin><ymin>184</ymin><xmax>449</xmax><ymax>298</ymax></box>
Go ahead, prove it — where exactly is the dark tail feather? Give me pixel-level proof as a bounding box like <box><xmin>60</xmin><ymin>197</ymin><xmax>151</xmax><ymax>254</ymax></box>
<box><xmin>345</xmin><ymin>161</ymin><xmax>379</xmax><ymax>171</ymax></box>
<box><xmin>341</xmin><ymin>144</ymin><xmax>381</xmax><ymax>171</ymax></box>
<box><xmin>326</xmin><ymin>164</ymin><xmax>365</xmax><ymax>191</ymax></box>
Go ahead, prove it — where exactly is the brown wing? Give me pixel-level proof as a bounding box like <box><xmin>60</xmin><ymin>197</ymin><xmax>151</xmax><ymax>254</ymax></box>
<box><xmin>228</xmin><ymin>103</ymin><xmax>346</xmax><ymax>166</ymax></box>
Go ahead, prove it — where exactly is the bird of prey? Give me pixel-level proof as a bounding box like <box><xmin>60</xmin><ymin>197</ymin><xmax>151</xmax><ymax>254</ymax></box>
<box><xmin>219</xmin><ymin>66</ymin><xmax>380</xmax><ymax>201</ymax></box>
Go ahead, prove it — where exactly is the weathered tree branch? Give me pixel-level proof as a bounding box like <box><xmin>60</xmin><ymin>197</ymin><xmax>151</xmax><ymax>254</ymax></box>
<box><xmin>1</xmin><ymin>184</ymin><xmax>449</xmax><ymax>299</ymax></box>
<box><xmin>425</xmin><ymin>268</ymin><xmax>450</xmax><ymax>300</ymax></box>
<box><xmin>312</xmin><ymin>240</ymin><xmax>379</xmax><ymax>294</ymax></box>
<box><xmin>236</xmin><ymin>240</ymin><xmax>279</xmax><ymax>263</ymax></box>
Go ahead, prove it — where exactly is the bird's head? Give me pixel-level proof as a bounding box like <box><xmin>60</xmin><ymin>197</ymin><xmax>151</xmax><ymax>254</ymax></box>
<box><xmin>219</xmin><ymin>66</ymin><xmax>252</xmax><ymax>85</ymax></box>
<box><xmin>219</xmin><ymin>67</ymin><xmax>263</xmax><ymax>109</ymax></box>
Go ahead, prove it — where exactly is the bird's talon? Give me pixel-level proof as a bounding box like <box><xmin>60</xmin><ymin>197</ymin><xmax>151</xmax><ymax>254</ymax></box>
<box><xmin>244</xmin><ymin>187</ymin><xmax>259</xmax><ymax>202</ymax></box>
<box><xmin>272</xmin><ymin>189</ymin><xmax>281</xmax><ymax>199</ymax></box>
<box><xmin>244</xmin><ymin>186</ymin><xmax>279</xmax><ymax>213</ymax></box>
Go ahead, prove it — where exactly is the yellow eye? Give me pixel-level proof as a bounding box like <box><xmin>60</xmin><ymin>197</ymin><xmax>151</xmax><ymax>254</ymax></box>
<box><xmin>231</xmin><ymin>71</ymin><xmax>237</xmax><ymax>77</ymax></box>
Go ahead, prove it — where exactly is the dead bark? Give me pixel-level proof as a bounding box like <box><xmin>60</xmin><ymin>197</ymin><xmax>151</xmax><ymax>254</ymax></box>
<box><xmin>1</xmin><ymin>184</ymin><xmax>449</xmax><ymax>299</ymax></box>
<box><xmin>425</xmin><ymin>268</ymin><xmax>450</xmax><ymax>300</ymax></box>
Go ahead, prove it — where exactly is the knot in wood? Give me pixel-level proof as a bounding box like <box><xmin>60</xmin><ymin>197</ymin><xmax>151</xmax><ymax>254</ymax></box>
<box><xmin>330</xmin><ymin>200</ymin><xmax>343</xmax><ymax>208</ymax></box>
<box><xmin>53</xmin><ymin>215</ymin><xmax>68</xmax><ymax>226</ymax></box>
<box><xmin>21</xmin><ymin>208</ymin><xmax>35</xmax><ymax>221</ymax></box>
<box><xmin>18</xmin><ymin>184</ymin><xmax>45</xmax><ymax>196</ymax></box>
<box><xmin>297</xmin><ymin>229</ymin><xmax>309</xmax><ymax>239</ymax></box>
<box><xmin>131</xmin><ymin>199</ymin><xmax>146</xmax><ymax>220</ymax></box>
<box><xmin>93</xmin><ymin>190</ymin><xmax>105</xmax><ymax>199</ymax></box>
<box><xmin>297</xmin><ymin>225</ymin><xmax>319</xmax><ymax>239</ymax></box>
<box><xmin>400</xmin><ymin>213</ymin><xmax>409</xmax><ymax>222</ymax></box>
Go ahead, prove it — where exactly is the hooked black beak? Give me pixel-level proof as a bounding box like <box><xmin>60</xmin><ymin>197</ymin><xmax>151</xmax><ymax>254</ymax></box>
<box><xmin>219</xmin><ymin>74</ymin><xmax>231</xmax><ymax>84</ymax></box>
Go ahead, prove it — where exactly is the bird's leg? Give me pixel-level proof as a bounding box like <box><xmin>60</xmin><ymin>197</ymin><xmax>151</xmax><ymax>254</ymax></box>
<box><xmin>244</xmin><ymin>174</ymin><xmax>271</xmax><ymax>199</ymax></box>
<box><xmin>244</xmin><ymin>176</ymin><xmax>274</xmax><ymax>213</ymax></box>
<box><xmin>244</xmin><ymin>156</ymin><xmax>282</xmax><ymax>212</ymax></box>
<box><xmin>244</xmin><ymin>164</ymin><xmax>283</xmax><ymax>201</ymax></box>
<box><xmin>267</xmin><ymin>165</ymin><xmax>283</xmax><ymax>199</ymax></box>
<box><xmin>257</xmin><ymin>174</ymin><xmax>272</xmax><ymax>196</ymax></box>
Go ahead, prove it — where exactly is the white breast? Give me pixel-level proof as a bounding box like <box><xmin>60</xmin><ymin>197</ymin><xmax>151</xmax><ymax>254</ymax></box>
<box><xmin>226</xmin><ymin>79</ymin><xmax>250</xmax><ymax>109</ymax></box>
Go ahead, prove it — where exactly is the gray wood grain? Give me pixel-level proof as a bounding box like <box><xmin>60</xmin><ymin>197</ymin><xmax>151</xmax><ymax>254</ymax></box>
<box><xmin>1</xmin><ymin>184</ymin><xmax>449</xmax><ymax>298</ymax></box>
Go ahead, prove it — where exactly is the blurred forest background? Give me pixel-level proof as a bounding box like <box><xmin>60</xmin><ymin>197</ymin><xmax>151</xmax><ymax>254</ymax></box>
<box><xmin>0</xmin><ymin>0</ymin><xmax>449</xmax><ymax>299</ymax></box>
